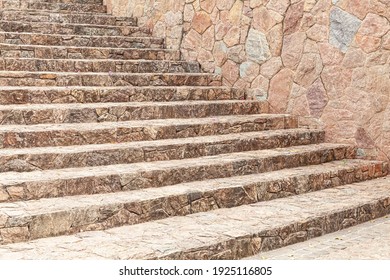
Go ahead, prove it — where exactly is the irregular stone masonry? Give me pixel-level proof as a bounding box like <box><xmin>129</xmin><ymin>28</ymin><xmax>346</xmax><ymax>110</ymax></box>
<box><xmin>0</xmin><ymin>0</ymin><xmax>389</xmax><ymax>259</ymax></box>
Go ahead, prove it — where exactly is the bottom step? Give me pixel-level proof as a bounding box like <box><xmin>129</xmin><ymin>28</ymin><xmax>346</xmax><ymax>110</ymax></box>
<box><xmin>0</xmin><ymin>176</ymin><xmax>390</xmax><ymax>259</ymax></box>
<box><xmin>247</xmin><ymin>215</ymin><xmax>390</xmax><ymax>260</ymax></box>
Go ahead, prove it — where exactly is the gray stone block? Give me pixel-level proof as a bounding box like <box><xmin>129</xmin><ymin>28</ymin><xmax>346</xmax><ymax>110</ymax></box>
<box><xmin>329</xmin><ymin>7</ymin><xmax>361</xmax><ymax>53</ymax></box>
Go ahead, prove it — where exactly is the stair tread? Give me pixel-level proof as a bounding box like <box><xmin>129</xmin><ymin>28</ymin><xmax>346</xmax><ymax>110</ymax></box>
<box><xmin>0</xmin><ymin>9</ymin><xmax>105</xmax><ymax>15</ymax></box>
<box><xmin>0</xmin><ymin>143</ymin><xmax>349</xmax><ymax>184</ymax></box>
<box><xmin>1</xmin><ymin>175</ymin><xmax>389</xmax><ymax>259</ymax></box>
<box><xmin>0</xmin><ymin>113</ymin><xmax>290</xmax><ymax>132</ymax></box>
<box><xmin>0</xmin><ymin>99</ymin><xmax>260</xmax><ymax>111</ymax></box>
<box><xmin>0</xmin><ymin>20</ymin><xmax>141</xmax><ymax>30</ymax></box>
<box><xmin>0</xmin><ymin>159</ymin><xmax>381</xmax><ymax>216</ymax></box>
<box><xmin>0</xmin><ymin>9</ymin><xmax>132</xmax><ymax>18</ymax></box>
<box><xmin>0</xmin><ymin>85</ymin><xmax>236</xmax><ymax>90</ymax></box>
<box><xmin>0</xmin><ymin>38</ymin><xmax>166</xmax><ymax>49</ymax></box>
<box><xmin>0</xmin><ymin>128</ymin><xmax>318</xmax><ymax>156</ymax></box>
<box><xmin>0</xmin><ymin>58</ymin><xmax>194</xmax><ymax>63</ymax></box>
<box><xmin>0</xmin><ymin>71</ymin><xmax>210</xmax><ymax>76</ymax></box>
<box><xmin>0</xmin><ymin>33</ymin><xmax>162</xmax><ymax>41</ymax></box>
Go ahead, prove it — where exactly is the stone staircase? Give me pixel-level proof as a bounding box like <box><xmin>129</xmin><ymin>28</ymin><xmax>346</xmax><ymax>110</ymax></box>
<box><xmin>0</xmin><ymin>0</ymin><xmax>389</xmax><ymax>260</ymax></box>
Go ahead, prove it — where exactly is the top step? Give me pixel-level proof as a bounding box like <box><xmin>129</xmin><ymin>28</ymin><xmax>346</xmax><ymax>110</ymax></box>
<box><xmin>0</xmin><ymin>10</ymin><xmax>138</xmax><ymax>27</ymax></box>
<box><xmin>1</xmin><ymin>0</ymin><xmax>107</xmax><ymax>13</ymax></box>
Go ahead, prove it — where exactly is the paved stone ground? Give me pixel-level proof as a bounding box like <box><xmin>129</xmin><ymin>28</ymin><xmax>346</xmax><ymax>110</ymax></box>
<box><xmin>247</xmin><ymin>216</ymin><xmax>390</xmax><ymax>260</ymax></box>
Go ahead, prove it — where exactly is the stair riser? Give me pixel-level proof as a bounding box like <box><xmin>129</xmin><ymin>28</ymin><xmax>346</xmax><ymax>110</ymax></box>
<box><xmin>0</xmin><ymin>34</ymin><xmax>164</xmax><ymax>49</ymax></box>
<box><xmin>0</xmin><ymin>161</ymin><xmax>386</xmax><ymax>245</ymax></box>
<box><xmin>0</xmin><ymin>22</ymin><xmax>149</xmax><ymax>37</ymax></box>
<box><xmin>0</xmin><ymin>102</ymin><xmax>267</xmax><ymax>125</ymax></box>
<box><xmin>1</xmin><ymin>1</ymin><xmax>107</xmax><ymax>13</ymax></box>
<box><xmin>162</xmin><ymin>198</ymin><xmax>390</xmax><ymax>260</ymax></box>
<box><xmin>0</xmin><ymin>59</ymin><xmax>200</xmax><ymax>73</ymax></box>
<box><xmin>0</xmin><ymin>12</ymin><xmax>137</xmax><ymax>26</ymax></box>
<box><xmin>0</xmin><ymin>88</ymin><xmax>246</xmax><ymax>105</ymax></box>
<box><xmin>0</xmin><ymin>46</ymin><xmax>179</xmax><ymax>61</ymax></box>
<box><xmin>0</xmin><ymin>116</ymin><xmax>297</xmax><ymax>149</ymax></box>
<box><xmin>0</xmin><ymin>130</ymin><xmax>323</xmax><ymax>172</ymax></box>
<box><xmin>0</xmin><ymin>145</ymin><xmax>354</xmax><ymax>203</ymax></box>
<box><xmin>0</xmin><ymin>73</ymin><xmax>220</xmax><ymax>87</ymax></box>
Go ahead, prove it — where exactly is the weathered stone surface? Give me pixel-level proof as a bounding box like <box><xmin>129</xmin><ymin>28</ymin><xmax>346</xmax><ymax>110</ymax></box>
<box><xmin>284</xmin><ymin>1</ymin><xmax>305</xmax><ymax>35</ymax></box>
<box><xmin>260</xmin><ymin>57</ymin><xmax>283</xmax><ymax>79</ymax></box>
<box><xmin>342</xmin><ymin>49</ymin><xmax>367</xmax><ymax>68</ymax></box>
<box><xmin>294</xmin><ymin>53</ymin><xmax>323</xmax><ymax>87</ymax></box>
<box><xmin>221</xmin><ymin>60</ymin><xmax>239</xmax><ymax>85</ymax></box>
<box><xmin>268</xmin><ymin>69</ymin><xmax>294</xmax><ymax>113</ymax></box>
<box><xmin>329</xmin><ymin>7</ymin><xmax>362</xmax><ymax>53</ymax></box>
<box><xmin>306</xmin><ymin>79</ymin><xmax>328</xmax><ymax>118</ymax></box>
<box><xmin>307</xmin><ymin>24</ymin><xmax>328</xmax><ymax>42</ymax></box>
<box><xmin>191</xmin><ymin>12</ymin><xmax>212</xmax><ymax>34</ymax></box>
<box><xmin>3</xmin><ymin>176</ymin><xmax>390</xmax><ymax>259</ymax></box>
<box><xmin>0</xmin><ymin>158</ymin><xmax>385</xmax><ymax>244</ymax></box>
<box><xmin>239</xmin><ymin>61</ymin><xmax>260</xmax><ymax>82</ymax></box>
<box><xmin>0</xmin><ymin>0</ymin><xmax>389</xmax><ymax>261</ymax></box>
<box><xmin>216</xmin><ymin>0</ymin><xmax>236</xmax><ymax>11</ymax></box>
<box><xmin>318</xmin><ymin>43</ymin><xmax>345</xmax><ymax>65</ymax></box>
<box><xmin>282</xmin><ymin>32</ymin><xmax>306</xmax><ymax>69</ymax></box>
<box><xmin>253</xmin><ymin>7</ymin><xmax>280</xmax><ymax>33</ymax></box>
<box><xmin>358</xmin><ymin>13</ymin><xmax>389</xmax><ymax>37</ymax></box>
<box><xmin>245</xmin><ymin>28</ymin><xmax>271</xmax><ymax>64</ymax></box>
<box><xmin>266</xmin><ymin>23</ymin><xmax>283</xmax><ymax>56</ymax></box>
<box><xmin>223</xmin><ymin>26</ymin><xmax>240</xmax><ymax>47</ymax></box>
<box><xmin>266</xmin><ymin>0</ymin><xmax>290</xmax><ymax>15</ymax></box>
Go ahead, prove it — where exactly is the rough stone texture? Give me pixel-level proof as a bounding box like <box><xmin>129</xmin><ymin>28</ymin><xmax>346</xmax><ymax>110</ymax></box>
<box><xmin>126</xmin><ymin>0</ymin><xmax>390</xmax><ymax>161</ymax></box>
<box><xmin>329</xmin><ymin>7</ymin><xmax>362</xmax><ymax>53</ymax></box>
<box><xmin>247</xmin><ymin>215</ymin><xmax>390</xmax><ymax>260</ymax></box>
<box><xmin>103</xmin><ymin>0</ymin><xmax>389</xmax><ymax>167</ymax></box>
<box><xmin>0</xmin><ymin>0</ymin><xmax>389</xmax><ymax>260</ymax></box>
<box><xmin>2</xmin><ymin>176</ymin><xmax>390</xmax><ymax>259</ymax></box>
<box><xmin>0</xmin><ymin>159</ymin><xmax>385</xmax><ymax>244</ymax></box>
<box><xmin>245</xmin><ymin>28</ymin><xmax>271</xmax><ymax>64</ymax></box>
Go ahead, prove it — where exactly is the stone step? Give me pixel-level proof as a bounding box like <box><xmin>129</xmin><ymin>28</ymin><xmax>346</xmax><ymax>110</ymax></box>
<box><xmin>0</xmin><ymin>33</ymin><xmax>164</xmax><ymax>49</ymax></box>
<box><xmin>0</xmin><ymin>21</ymin><xmax>149</xmax><ymax>37</ymax></box>
<box><xmin>0</xmin><ymin>9</ymin><xmax>137</xmax><ymax>26</ymax></box>
<box><xmin>0</xmin><ymin>58</ymin><xmax>200</xmax><ymax>73</ymax></box>
<box><xmin>1</xmin><ymin>1</ymin><xmax>107</xmax><ymax>13</ymax></box>
<box><xmin>0</xmin><ymin>129</ymin><xmax>323</xmax><ymax>172</ymax></box>
<box><xmin>0</xmin><ymin>86</ymin><xmax>246</xmax><ymax>105</ymax></box>
<box><xmin>0</xmin><ymin>100</ymin><xmax>268</xmax><ymax>125</ymax></box>
<box><xmin>246</xmin><ymin>216</ymin><xmax>390</xmax><ymax>260</ymax></box>
<box><xmin>0</xmin><ymin>159</ymin><xmax>386</xmax><ymax>245</ymax></box>
<box><xmin>0</xmin><ymin>143</ymin><xmax>354</xmax><ymax>203</ymax></box>
<box><xmin>0</xmin><ymin>71</ymin><xmax>220</xmax><ymax>87</ymax></box>
<box><xmin>38</xmin><ymin>0</ymin><xmax>103</xmax><ymax>4</ymax></box>
<box><xmin>0</xmin><ymin>114</ymin><xmax>297</xmax><ymax>148</ymax></box>
<box><xmin>0</xmin><ymin>43</ymin><xmax>178</xmax><ymax>60</ymax></box>
<box><xmin>3</xmin><ymin>174</ymin><xmax>390</xmax><ymax>259</ymax></box>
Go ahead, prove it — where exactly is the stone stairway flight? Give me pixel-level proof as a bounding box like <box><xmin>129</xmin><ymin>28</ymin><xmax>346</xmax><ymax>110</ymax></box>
<box><xmin>0</xmin><ymin>0</ymin><xmax>389</xmax><ymax>260</ymax></box>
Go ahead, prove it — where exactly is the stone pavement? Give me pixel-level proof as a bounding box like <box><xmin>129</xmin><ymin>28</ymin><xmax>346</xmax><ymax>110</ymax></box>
<box><xmin>247</xmin><ymin>216</ymin><xmax>390</xmax><ymax>260</ymax></box>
